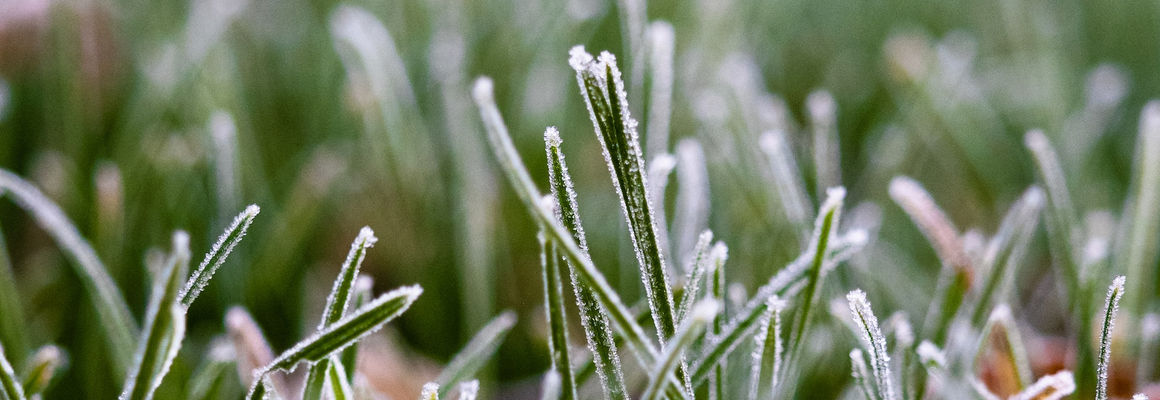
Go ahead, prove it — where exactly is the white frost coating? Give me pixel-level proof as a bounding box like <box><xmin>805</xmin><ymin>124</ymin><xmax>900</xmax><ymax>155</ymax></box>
<box><xmin>759</xmin><ymin>130</ymin><xmax>813</xmax><ymax>234</ymax></box>
<box><xmin>1010</xmin><ymin>370</ymin><xmax>1075</xmax><ymax>400</ymax></box>
<box><xmin>420</xmin><ymin>382</ymin><xmax>440</xmax><ymax>400</ymax></box>
<box><xmin>210</xmin><ymin>111</ymin><xmax>240</xmax><ymax>218</ymax></box>
<box><xmin>318</xmin><ymin>226</ymin><xmax>378</xmax><ymax>330</ymax></box>
<box><xmin>458</xmin><ymin>380</ymin><xmax>480</xmax><ymax>400</ymax></box>
<box><xmin>848</xmin><ymin>349</ymin><xmax>875</xmax><ymax>400</ymax></box>
<box><xmin>544</xmin><ymin>126</ymin><xmax>563</xmax><ymax>148</ymax></box>
<box><xmin>673</xmin><ymin>139</ymin><xmax>710</xmax><ymax>268</ymax></box>
<box><xmin>639</xmin><ymin>299</ymin><xmax>717</xmax><ymax>400</ymax></box>
<box><xmin>889</xmin><ymin>176</ymin><xmax>967</xmax><ymax>270</ymax></box>
<box><xmin>916</xmin><ymin>341</ymin><xmax>945</xmax><ymax>368</ymax></box>
<box><xmin>969</xmin><ymin>377</ymin><xmax>1002</xmax><ymax>400</ymax></box>
<box><xmin>847</xmin><ymin>289</ymin><xmax>896</xmax><ymax>400</ymax></box>
<box><xmin>0</xmin><ymin>341</ymin><xmax>27</xmax><ymax>400</ymax></box>
<box><xmin>645</xmin><ymin>21</ymin><xmax>675</xmax><ymax>158</ymax></box>
<box><xmin>888</xmin><ymin>313</ymin><xmax>914</xmax><ymax>348</ymax></box>
<box><xmin>1097</xmin><ymin>276</ymin><xmax>1126</xmax><ymax>400</ymax></box>
<box><xmin>749</xmin><ymin>296</ymin><xmax>787</xmax><ymax>400</ymax></box>
<box><xmin>807</xmin><ymin>90</ymin><xmax>841</xmax><ymax>195</ymax></box>
<box><xmin>180</xmin><ymin>204</ymin><xmax>261</xmax><ymax>306</ymax></box>
<box><xmin>1134</xmin><ymin>395</ymin><xmax>1150</xmax><ymax>400</ymax></box>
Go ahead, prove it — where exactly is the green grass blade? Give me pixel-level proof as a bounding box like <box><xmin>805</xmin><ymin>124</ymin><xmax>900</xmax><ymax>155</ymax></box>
<box><xmin>325</xmin><ymin>356</ymin><xmax>353</xmax><ymax>400</ymax></box>
<box><xmin>264</xmin><ymin>285</ymin><xmax>422</xmax><ymax>372</ymax></box>
<box><xmin>304</xmin><ymin>228</ymin><xmax>378</xmax><ymax>400</ymax></box>
<box><xmin>0</xmin><ymin>341</ymin><xmax>27</xmax><ymax>400</ymax></box>
<box><xmin>972</xmin><ymin>304</ymin><xmax>1033</xmax><ymax>390</ymax></box>
<box><xmin>0</xmin><ymin>224</ymin><xmax>27</xmax><ymax>368</ymax></box>
<box><xmin>20</xmin><ymin>345</ymin><xmax>64</xmax><ymax>397</ymax></box>
<box><xmin>435</xmin><ymin>311</ymin><xmax>516</xmax><ymax>397</ymax></box>
<box><xmin>709</xmin><ymin>240</ymin><xmax>727</xmax><ymax>400</ymax></box>
<box><xmin>749</xmin><ymin>296</ymin><xmax>787</xmax><ymax>400</ymax></box>
<box><xmin>641</xmin><ymin>300</ymin><xmax>718</xmax><ymax>400</ymax></box>
<box><xmin>850</xmin><ymin>349</ymin><xmax>879</xmax><ymax>400</ymax></box>
<box><xmin>785</xmin><ymin>187</ymin><xmax>845</xmax><ymax>366</ymax></box>
<box><xmin>340</xmin><ymin>275</ymin><xmax>373</xmax><ymax>382</ymax></box>
<box><xmin>121</xmin><ymin>231</ymin><xmax>191</xmax><ymax>400</ymax></box>
<box><xmin>569</xmin><ymin>46</ymin><xmax>680</xmax><ymax>346</ymax></box>
<box><xmin>1097</xmin><ymin>276</ymin><xmax>1125</xmax><ymax>400</ymax></box>
<box><xmin>675</xmin><ymin>231</ymin><xmax>714</xmax><ymax>323</ymax></box>
<box><xmin>539</xmin><ymin>231</ymin><xmax>577</xmax><ymax>400</ymax></box>
<box><xmin>188</xmin><ymin>340</ymin><xmax>235</xmax><ymax>400</ymax></box>
<box><xmin>847</xmin><ymin>289</ymin><xmax>897</xmax><ymax>400</ymax></box>
<box><xmin>759</xmin><ymin>130</ymin><xmax>814</xmax><ymax>236</ymax></box>
<box><xmin>969</xmin><ymin>187</ymin><xmax>1044</xmax><ymax>325</ymax></box>
<box><xmin>807</xmin><ymin>90</ymin><xmax>841</xmax><ymax>195</ymax></box>
<box><xmin>544</xmin><ymin>126</ymin><xmax>628</xmax><ymax>400</ymax></box>
<box><xmin>1121</xmin><ymin>102</ymin><xmax>1160</xmax><ymax>325</ymax></box>
<box><xmin>180</xmin><ymin>204</ymin><xmax>260</xmax><ymax>306</ymax></box>
<box><xmin>644</xmin><ymin>21</ymin><xmax>675</xmax><ymax>159</ymax></box>
<box><xmin>0</xmin><ymin>169</ymin><xmax>137</xmax><ymax>377</ymax></box>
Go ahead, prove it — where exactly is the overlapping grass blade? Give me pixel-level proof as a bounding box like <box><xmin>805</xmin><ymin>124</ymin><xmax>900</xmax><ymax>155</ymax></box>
<box><xmin>969</xmin><ymin>187</ymin><xmax>1043</xmax><ymax>325</ymax></box>
<box><xmin>785</xmin><ymin>187</ymin><xmax>845</xmax><ymax>368</ymax></box>
<box><xmin>340</xmin><ymin>275</ymin><xmax>374</xmax><ymax>382</ymax></box>
<box><xmin>641</xmin><ymin>300</ymin><xmax>718</xmax><ymax>400</ymax></box>
<box><xmin>644</xmin><ymin>21</ymin><xmax>675</xmax><ymax>158</ymax></box>
<box><xmin>847</xmin><ymin>289</ymin><xmax>897</xmax><ymax>400</ymax></box>
<box><xmin>121</xmin><ymin>231</ymin><xmax>191</xmax><ymax>400</ymax></box>
<box><xmin>539</xmin><ymin>230</ymin><xmax>577</xmax><ymax>400</ymax></box>
<box><xmin>850</xmin><ymin>349</ymin><xmax>877</xmax><ymax>400</ymax></box>
<box><xmin>180</xmin><ymin>204</ymin><xmax>260</xmax><ymax>306</ymax></box>
<box><xmin>758</xmin><ymin>130</ymin><xmax>813</xmax><ymax>236</ymax></box>
<box><xmin>1097</xmin><ymin>276</ymin><xmax>1126</xmax><ymax>400</ymax></box>
<box><xmin>569</xmin><ymin>46</ymin><xmax>680</xmax><ymax>346</ymax></box>
<box><xmin>21</xmin><ymin>345</ymin><xmax>64</xmax><ymax>397</ymax></box>
<box><xmin>0</xmin><ymin>341</ymin><xmax>26</xmax><ymax>400</ymax></box>
<box><xmin>435</xmin><ymin>311</ymin><xmax>516</xmax><ymax>397</ymax></box>
<box><xmin>749</xmin><ymin>296</ymin><xmax>786</xmax><ymax>400</ymax></box>
<box><xmin>972</xmin><ymin>304</ymin><xmax>1032</xmax><ymax>390</ymax></box>
<box><xmin>1120</xmin><ymin>102</ymin><xmax>1160</xmax><ymax>325</ymax></box>
<box><xmin>709</xmin><ymin>240</ymin><xmax>727</xmax><ymax>400</ymax></box>
<box><xmin>540</xmin><ymin>371</ymin><xmax>562</xmax><ymax>400</ymax></box>
<box><xmin>304</xmin><ymin>227</ymin><xmax>378</xmax><ymax>400</ymax></box>
<box><xmin>324</xmin><ymin>356</ymin><xmax>352</xmax><ymax>400</ymax></box>
<box><xmin>544</xmin><ymin>126</ymin><xmax>628</xmax><ymax>400</ymax></box>
<box><xmin>0</xmin><ymin>169</ymin><xmax>137</xmax><ymax>376</ymax></box>
<box><xmin>675</xmin><ymin>231</ymin><xmax>714</xmax><ymax>323</ymax></box>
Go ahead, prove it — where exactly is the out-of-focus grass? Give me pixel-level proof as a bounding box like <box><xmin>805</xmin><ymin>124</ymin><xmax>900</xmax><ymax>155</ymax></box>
<box><xmin>1</xmin><ymin>0</ymin><xmax>1159</xmax><ymax>397</ymax></box>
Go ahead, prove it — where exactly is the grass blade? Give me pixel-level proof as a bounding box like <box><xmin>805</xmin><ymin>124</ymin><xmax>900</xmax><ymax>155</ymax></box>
<box><xmin>709</xmin><ymin>240</ymin><xmax>727</xmax><ymax>400</ymax></box>
<box><xmin>0</xmin><ymin>169</ymin><xmax>137</xmax><ymax>376</ymax></box>
<box><xmin>808</xmin><ymin>90</ymin><xmax>841</xmax><ymax>195</ymax></box>
<box><xmin>121</xmin><ymin>231</ymin><xmax>191</xmax><ymax>400</ymax></box>
<box><xmin>304</xmin><ymin>227</ymin><xmax>378</xmax><ymax>400</ymax></box>
<box><xmin>0</xmin><ymin>225</ymin><xmax>26</xmax><ymax>368</ymax></box>
<box><xmin>21</xmin><ymin>345</ymin><xmax>64</xmax><ymax>397</ymax></box>
<box><xmin>226</xmin><ymin>307</ymin><xmax>280</xmax><ymax>390</ymax></box>
<box><xmin>435</xmin><ymin>311</ymin><xmax>516</xmax><ymax>397</ymax></box>
<box><xmin>569</xmin><ymin>46</ymin><xmax>680</xmax><ymax>346</ymax></box>
<box><xmin>188</xmin><ymin>339</ymin><xmax>235</xmax><ymax>400</ymax></box>
<box><xmin>1121</xmin><ymin>102</ymin><xmax>1160</xmax><ymax>324</ymax></box>
<box><xmin>180</xmin><ymin>204</ymin><xmax>260</xmax><ymax>306</ymax></box>
<box><xmin>644</xmin><ymin>21</ymin><xmax>675</xmax><ymax>159</ymax></box>
<box><xmin>0</xmin><ymin>342</ymin><xmax>26</xmax><ymax>400</ymax></box>
<box><xmin>672</xmin><ymin>140</ymin><xmax>710</xmax><ymax>264</ymax></box>
<box><xmin>785</xmin><ymin>187</ymin><xmax>846</xmax><ymax>367</ymax></box>
<box><xmin>847</xmin><ymin>289</ymin><xmax>897</xmax><ymax>400</ymax></box>
<box><xmin>458</xmin><ymin>380</ymin><xmax>480</xmax><ymax>400</ymax></box>
<box><xmin>675</xmin><ymin>231</ymin><xmax>714</xmax><ymax>323</ymax></box>
<box><xmin>759</xmin><ymin>130</ymin><xmax>813</xmax><ymax>236</ymax></box>
<box><xmin>1097</xmin><ymin>276</ymin><xmax>1126</xmax><ymax>400</ymax></box>
<box><xmin>1010</xmin><ymin>370</ymin><xmax>1075</xmax><ymax>400</ymax></box>
<box><xmin>850</xmin><ymin>349</ymin><xmax>878</xmax><ymax>400</ymax></box>
<box><xmin>749</xmin><ymin>296</ymin><xmax>787</xmax><ymax>400</ymax></box>
<box><xmin>340</xmin><ymin>275</ymin><xmax>373</xmax><ymax>382</ymax></box>
<box><xmin>539</xmin><ymin>231</ymin><xmax>577</xmax><ymax>400</ymax></box>
<box><xmin>969</xmin><ymin>187</ymin><xmax>1044</xmax><ymax>325</ymax></box>
<box><xmin>972</xmin><ymin>304</ymin><xmax>1033</xmax><ymax>391</ymax></box>
<box><xmin>325</xmin><ymin>356</ymin><xmax>353</xmax><ymax>400</ymax></box>
<box><xmin>641</xmin><ymin>300</ymin><xmax>718</xmax><ymax>400</ymax></box>
<box><xmin>544</xmin><ymin>126</ymin><xmax>628</xmax><ymax>400</ymax></box>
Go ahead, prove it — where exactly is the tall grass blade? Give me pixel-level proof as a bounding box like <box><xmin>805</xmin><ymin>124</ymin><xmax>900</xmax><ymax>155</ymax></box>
<box><xmin>672</xmin><ymin>140</ymin><xmax>710</xmax><ymax>265</ymax></box>
<box><xmin>1121</xmin><ymin>102</ymin><xmax>1160</xmax><ymax>324</ymax></box>
<box><xmin>0</xmin><ymin>225</ymin><xmax>27</xmax><ymax>367</ymax></box>
<box><xmin>304</xmin><ymin>227</ymin><xmax>378</xmax><ymax>400</ymax></box>
<box><xmin>324</xmin><ymin>356</ymin><xmax>353</xmax><ymax>400</ymax></box>
<box><xmin>1009</xmin><ymin>370</ymin><xmax>1075</xmax><ymax>400</ymax></box>
<box><xmin>759</xmin><ymin>130</ymin><xmax>813</xmax><ymax>236</ymax></box>
<box><xmin>808</xmin><ymin>90</ymin><xmax>841</xmax><ymax>195</ymax></box>
<box><xmin>435</xmin><ymin>311</ymin><xmax>516</xmax><ymax>397</ymax></box>
<box><xmin>188</xmin><ymin>339</ymin><xmax>234</xmax><ymax>400</ymax></box>
<box><xmin>1139</xmin><ymin>314</ymin><xmax>1160</xmax><ymax>384</ymax></box>
<box><xmin>749</xmin><ymin>296</ymin><xmax>787</xmax><ymax>400</ymax></box>
<box><xmin>340</xmin><ymin>275</ymin><xmax>373</xmax><ymax>382</ymax></box>
<box><xmin>785</xmin><ymin>187</ymin><xmax>846</xmax><ymax>366</ymax></box>
<box><xmin>850</xmin><ymin>349</ymin><xmax>878</xmax><ymax>400</ymax></box>
<box><xmin>539</xmin><ymin>231</ymin><xmax>577</xmax><ymax>400</ymax></box>
<box><xmin>208</xmin><ymin>111</ymin><xmax>241</xmax><ymax>220</ymax></box>
<box><xmin>1097</xmin><ymin>276</ymin><xmax>1126</xmax><ymax>400</ymax></box>
<box><xmin>675</xmin><ymin>231</ymin><xmax>713</xmax><ymax>323</ymax></box>
<box><xmin>641</xmin><ymin>300</ymin><xmax>718</xmax><ymax>400</ymax></box>
<box><xmin>848</xmin><ymin>289</ymin><xmax>897</xmax><ymax>400</ymax></box>
<box><xmin>0</xmin><ymin>342</ymin><xmax>26</xmax><ymax>400</ymax></box>
<box><xmin>644</xmin><ymin>21</ymin><xmax>675</xmax><ymax>159</ymax></box>
<box><xmin>121</xmin><ymin>231</ymin><xmax>191</xmax><ymax>400</ymax></box>
<box><xmin>544</xmin><ymin>127</ymin><xmax>628</xmax><ymax>400</ymax></box>
<box><xmin>648</xmin><ymin>153</ymin><xmax>677</xmax><ymax>269</ymax></box>
<box><xmin>180</xmin><ymin>204</ymin><xmax>260</xmax><ymax>306</ymax></box>
<box><xmin>970</xmin><ymin>187</ymin><xmax>1044</xmax><ymax>325</ymax></box>
<box><xmin>569</xmin><ymin>46</ymin><xmax>680</xmax><ymax>346</ymax></box>
<box><xmin>0</xmin><ymin>169</ymin><xmax>137</xmax><ymax>376</ymax></box>
<box><xmin>888</xmin><ymin>314</ymin><xmax>915</xmax><ymax>400</ymax></box>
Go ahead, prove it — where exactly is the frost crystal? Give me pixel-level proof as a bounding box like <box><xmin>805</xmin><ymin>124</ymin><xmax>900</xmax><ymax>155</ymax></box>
<box><xmin>1011</xmin><ymin>370</ymin><xmax>1075</xmax><ymax>400</ymax></box>
<box><xmin>1097</xmin><ymin>276</ymin><xmax>1126</xmax><ymax>400</ymax></box>
<box><xmin>420</xmin><ymin>382</ymin><xmax>440</xmax><ymax>400</ymax></box>
<box><xmin>847</xmin><ymin>289</ymin><xmax>896</xmax><ymax>400</ymax></box>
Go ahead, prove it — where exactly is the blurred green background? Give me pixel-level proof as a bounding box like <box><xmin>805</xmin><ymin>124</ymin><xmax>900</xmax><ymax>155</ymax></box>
<box><xmin>1</xmin><ymin>0</ymin><xmax>1158</xmax><ymax>397</ymax></box>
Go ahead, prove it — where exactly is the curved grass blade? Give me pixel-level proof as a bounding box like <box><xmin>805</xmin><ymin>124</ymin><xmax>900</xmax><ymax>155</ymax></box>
<box><xmin>539</xmin><ymin>231</ymin><xmax>577</xmax><ymax>400</ymax></box>
<box><xmin>180</xmin><ymin>204</ymin><xmax>260</xmax><ymax>306</ymax></box>
<box><xmin>1120</xmin><ymin>102</ymin><xmax>1160</xmax><ymax>326</ymax></box>
<box><xmin>226</xmin><ymin>307</ymin><xmax>280</xmax><ymax>390</ymax></box>
<box><xmin>1097</xmin><ymin>276</ymin><xmax>1125</xmax><ymax>400</ymax></box>
<box><xmin>749</xmin><ymin>296</ymin><xmax>787</xmax><ymax>400</ymax></box>
<box><xmin>850</xmin><ymin>349</ymin><xmax>878</xmax><ymax>400</ymax></box>
<box><xmin>544</xmin><ymin>126</ymin><xmax>628</xmax><ymax>400</ymax></box>
<box><xmin>970</xmin><ymin>187</ymin><xmax>1044</xmax><ymax>326</ymax></box>
<box><xmin>675</xmin><ymin>231</ymin><xmax>713</xmax><ymax>323</ymax></box>
<box><xmin>569</xmin><ymin>47</ymin><xmax>679</xmax><ymax>346</ymax></box>
<box><xmin>847</xmin><ymin>289</ymin><xmax>897</xmax><ymax>400</ymax></box>
<box><xmin>21</xmin><ymin>345</ymin><xmax>64</xmax><ymax>397</ymax></box>
<box><xmin>0</xmin><ymin>169</ymin><xmax>137</xmax><ymax>376</ymax></box>
<box><xmin>325</xmin><ymin>356</ymin><xmax>353</xmax><ymax>400</ymax></box>
<box><xmin>641</xmin><ymin>300</ymin><xmax>718</xmax><ymax>400</ymax></box>
<box><xmin>188</xmin><ymin>339</ymin><xmax>235</xmax><ymax>400</ymax></box>
<box><xmin>304</xmin><ymin>228</ymin><xmax>378</xmax><ymax>400</ymax></box>
<box><xmin>1010</xmin><ymin>370</ymin><xmax>1075</xmax><ymax>400</ymax></box>
<box><xmin>435</xmin><ymin>311</ymin><xmax>516</xmax><ymax>397</ymax></box>
<box><xmin>0</xmin><ymin>341</ymin><xmax>26</xmax><ymax>400</ymax></box>
<box><xmin>121</xmin><ymin>231</ymin><xmax>191</xmax><ymax>400</ymax></box>
<box><xmin>785</xmin><ymin>187</ymin><xmax>845</xmax><ymax>367</ymax></box>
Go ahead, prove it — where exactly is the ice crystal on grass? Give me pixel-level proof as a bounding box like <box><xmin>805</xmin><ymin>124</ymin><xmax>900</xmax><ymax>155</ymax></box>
<box><xmin>1010</xmin><ymin>370</ymin><xmax>1075</xmax><ymax>400</ymax></box>
<box><xmin>847</xmin><ymin>289</ymin><xmax>896</xmax><ymax>400</ymax></box>
<box><xmin>1097</xmin><ymin>276</ymin><xmax>1126</xmax><ymax>400</ymax></box>
<box><xmin>749</xmin><ymin>296</ymin><xmax>787</xmax><ymax>400</ymax></box>
<box><xmin>180</xmin><ymin>204</ymin><xmax>260</xmax><ymax>306</ymax></box>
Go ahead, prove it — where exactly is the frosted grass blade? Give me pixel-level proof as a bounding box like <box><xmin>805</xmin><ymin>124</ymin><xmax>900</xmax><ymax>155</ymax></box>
<box><xmin>749</xmin><ymin>296</ymin><xmax>787</xmax><ymax>400</ymax></box>
<box><xmin>305</xmin><ymin>227</ymin><xmax>378</xmax><ymax>400</ymax></box>
<box><xmin>340</xmin><ymin>275</ymin><xmax>373</xmax><ymax>382</ymax></box>
<box><xmin>759</xmin><ymin>130</ymin><xmax>813</xmax><ymax>235</ymax></box>
<box><xmin>850</xmin><ymin>349</ymin><xmax>878</xmax><ymax>400</ymax></box>
<box><xmin>644</xmin><ymin>21</ymin><xmax>675</xmax><ymax>159</ymax></box>
<box><xmin>1010</xmin><ymin>370</ymin><xmax>1075</xmax><ymax>400</ymax></box>
<box><xmin>847</xmin><ymin>290</ymin><xmax>897</xmax><ymax>400</ymax></box>
<box><xmin>785</xmin><ymin>187</ymin><xmax>846</xmax><ymax>366</ymax></box>
<box><xmin>435</xmin><ymin>311</ymin><xmax>516</xmax><ymax>397</ymax></box>
<box><xmin>209</xmin><ymin>111</ymin><xmax>241</xmax><ymax>219</ymax></box>
<box><xmin>569</xmin><ymin>47</ymin><xmax>680</xmax><ymax>346</ymax></box>
<box><xmin>325</xmin><ymin>356</ymin><xmax>353</xmax><ymax>400</ymax></box>
<box><xmin>539</xmin><ymin>231</ymin><xmax>577</xmax><ymax>400</ymax></box>
<box><xmin>888</xmin><ymin>314</ymin><xmax>915</xmax><ymax>400</ymax></box>
<box><xmin>970</xmin><ymin>187</ymin><xmax>1043</xmax><ymax>325</ymax></box>
<box><xmin>648</xmin><ymin>153</ymin><xmax>677</xmax><ymax>269</ymax></box>
<box><xmin>971</xmin><ymin>304</ymin><xmax>1033</xmax><ymax>390</ymax></box>
<box><xmin>672</xmin><ymin>140</ymin><xmax>710</xmax><ymax>265</ymax></box>
<box><xmin>0</xmin><ymin>169</ymin><xmax>137</xmax><ymax>376</ymax></box>
<box><xmin>1097</xmin><ymin>276</ymin><xmax>1126</xmax><ymax>400</ymax></box>
<box><xmin>180</xmin><ymin>204</ymin><xmax>260</xmax><ymax>306</ymax></box>
<box><xmin>121</xmin><ymin>231</ymin><xmax>191</xmax><ymax>400</ymax></box>
<box><xmin>709</xmin><ymin>241</ymin><xmax>727</xmax><ymax>400</ymax></box>
<box><xmin>675</xmin><ymin>231</ymin><xmax>713</xmax><ymax>323</ymax></box>
<box><xmin>641</xmin><ymin>300</ymin><xmax>718</xmax><ymax>400</ymax></box>
<box><xmin>0</xmin><ymin>225</ymin><xmax>27</xmax><ymax>366</ymax></box>
<box><xmin>0</xmin><ymin>342</ymin><xmax>26</xmax><ymax>400</ymax></box>
<box><xmin>226</xmin><ymin>307</ymin><xmax>280</xmax><ymax>390</ymax></box>
<box><xmin>545</xmin><ymin>126</ymin><xmax>629</xmax><ymax>400</ymax></box>
<box><xmin>1120</xmin><ymin>102</ymin><xmax>1160</xmax><ymax>323</ymax></box>
<box><xmin>20</xmin><ymin>345</ymin><xmax>64</xmax><ymax>397</ymax></box>
<box><xmin>808</xmin><ymin>91</ymin><xmax>841</xmax><ymax>195</ymax></box>
<box><xmin>188</xmin><ymin>340</ymin><xmax>234</xmax><ymax>400</ymax></box>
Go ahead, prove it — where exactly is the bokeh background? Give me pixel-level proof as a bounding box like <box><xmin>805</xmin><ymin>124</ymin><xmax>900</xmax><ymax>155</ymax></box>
<box><xmin>1</xmin><ymin>0</ymin><xmax>1158</xmax><ymax>397</ymax></box>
